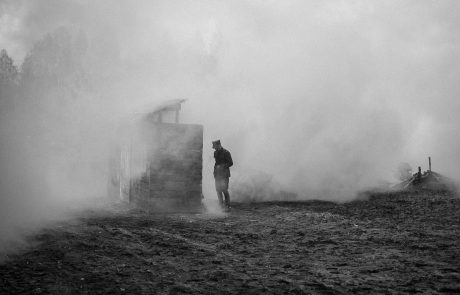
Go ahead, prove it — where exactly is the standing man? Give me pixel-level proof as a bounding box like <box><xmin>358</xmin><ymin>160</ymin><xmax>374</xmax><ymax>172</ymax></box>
<box><xmin>212</xmin><ymin>140</ymin><xmax>233</xmax><ymax>210</ymax></box>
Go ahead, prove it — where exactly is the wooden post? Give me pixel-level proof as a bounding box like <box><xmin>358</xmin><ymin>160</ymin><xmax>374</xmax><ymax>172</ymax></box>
<box><xmin>428</xmin><ymin>157</ymin><xmax>431</xmax><ymax>172</ymax></box>
<box><xmin>175</xmin><ymin>103</ymin><xmax>181</xmax><ymax>123</ymax></box>
<box><xmin>128</xmin><ymin>129</ymin><xmax>133</xmax><ymax>203</ymax></box>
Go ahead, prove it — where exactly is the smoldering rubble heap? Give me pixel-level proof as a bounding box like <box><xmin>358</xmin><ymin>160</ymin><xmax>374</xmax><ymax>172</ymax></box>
<box><xmin>394</xmin><ymin>157</ymin><xmax>456</xmax><ymax>192</ymax></box>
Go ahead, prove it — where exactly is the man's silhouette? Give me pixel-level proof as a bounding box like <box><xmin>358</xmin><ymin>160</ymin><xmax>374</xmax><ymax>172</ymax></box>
<box><xmin>212</xmin><ymin>140</ymin><xmax>233</xmax><ymax>210</ymax></box>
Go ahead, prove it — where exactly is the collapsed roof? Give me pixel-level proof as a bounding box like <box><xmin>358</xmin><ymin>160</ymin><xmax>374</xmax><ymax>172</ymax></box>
<box><xmin>393</xmin><ymin>167</ymin><xmax>456</xmax><ymax>192</ymax></box>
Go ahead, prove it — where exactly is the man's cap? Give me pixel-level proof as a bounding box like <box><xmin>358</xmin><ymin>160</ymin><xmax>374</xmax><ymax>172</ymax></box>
<box><xmin>212</xmin><ymin>140</ymin><xmax>221</xmax><ymax>147</ymax></box>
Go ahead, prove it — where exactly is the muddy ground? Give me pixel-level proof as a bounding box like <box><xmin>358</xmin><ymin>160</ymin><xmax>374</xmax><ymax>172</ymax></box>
<box><xmin>1</xmin><ymin>190</ymin><xmax>460</xmax><ymax>294</ymax></box>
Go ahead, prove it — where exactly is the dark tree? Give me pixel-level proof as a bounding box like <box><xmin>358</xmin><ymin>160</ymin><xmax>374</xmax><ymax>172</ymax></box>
<box><xmin>0</xmin><ymin>49</ymin><xmax>19</xmax><ymax>113</ymax></box>
<box><xmin>0</xmin><ymin>49</ymin><xmax>18</xmax><ymax>84</ymax></box>
<box><xmin>20</xmin><ymin>27</ymin><xmax>91</xmax><ymax>98</ymax></box>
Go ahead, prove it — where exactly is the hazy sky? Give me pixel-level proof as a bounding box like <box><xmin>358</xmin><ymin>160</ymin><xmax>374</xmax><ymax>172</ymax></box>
<box><xmin>1</xmin><ymin>0</ymin><xmax>460</xmax><ymax>199</ymax></box>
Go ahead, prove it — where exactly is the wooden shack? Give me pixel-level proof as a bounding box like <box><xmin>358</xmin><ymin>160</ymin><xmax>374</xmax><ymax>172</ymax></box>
<box><xmin>108</xmin><ymin>100</ymin><xmax>203</xmax><ymax>211</ymax></box>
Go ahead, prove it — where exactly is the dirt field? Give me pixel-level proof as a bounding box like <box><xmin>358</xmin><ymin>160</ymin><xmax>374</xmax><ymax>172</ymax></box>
<box><xmin>1</xmin><ymin>190</ymin><xmax>460</xmax><ymax>294</ymax></box>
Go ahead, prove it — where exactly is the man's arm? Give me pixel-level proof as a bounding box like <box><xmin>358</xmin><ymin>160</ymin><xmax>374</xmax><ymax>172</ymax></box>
<box><xmin>225</xmin><ymin>150</ymin><xmax>233</xmax><ymax>168</ymax></box>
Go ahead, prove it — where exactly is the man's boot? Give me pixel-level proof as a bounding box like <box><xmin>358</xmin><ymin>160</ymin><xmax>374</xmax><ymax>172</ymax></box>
<box><xmin>217</xmin><ymin>193</ymin><xmax>224</xmax><ymax>208</ymax></box>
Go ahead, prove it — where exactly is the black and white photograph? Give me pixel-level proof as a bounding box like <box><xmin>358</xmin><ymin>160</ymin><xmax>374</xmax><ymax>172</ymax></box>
<box><xmin>0</xmin><ymin>1</ymin><xmax>459</xmax><ymax>294</ymax></box>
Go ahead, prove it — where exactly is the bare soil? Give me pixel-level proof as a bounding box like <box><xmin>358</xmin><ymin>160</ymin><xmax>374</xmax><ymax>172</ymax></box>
<box><xmin>1</xmin><ymin>190</ymin><xmax>460</xmax><ymax>294</ymax></box>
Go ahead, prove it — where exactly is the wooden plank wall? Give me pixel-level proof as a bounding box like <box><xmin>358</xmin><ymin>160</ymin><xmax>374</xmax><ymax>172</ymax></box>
<box><xmin>131</xmin><ymin>122</ymin><xmax>203</xmax><ymax>211</ymax></box>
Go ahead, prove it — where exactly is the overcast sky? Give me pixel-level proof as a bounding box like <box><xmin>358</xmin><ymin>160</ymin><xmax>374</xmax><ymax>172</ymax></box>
<box><xmin>1</xmin><ymin>0</ymin><xmax>460</xmax><ymax>199</ymax></box>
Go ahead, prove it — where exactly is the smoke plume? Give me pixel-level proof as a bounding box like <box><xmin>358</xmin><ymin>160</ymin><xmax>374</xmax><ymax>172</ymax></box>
<box><xmin>1</xmin><ymin>0</ymin><xmax>460</xmax><ymax>251</ymax></box>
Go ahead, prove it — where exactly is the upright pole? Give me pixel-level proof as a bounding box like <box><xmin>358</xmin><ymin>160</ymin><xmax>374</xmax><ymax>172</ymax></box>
<box><xmin>175</xmin><ymin>103</ymin><xmax>181</xmax><ymax>123</ymax></box>
<box><xmin>429</xmin><ymin>157</ymin><xmax>431</xmax><ymax>172</ymax></box>
<box><xmin>128</xmin><ymin>125</ymin><xmax>133</xmax><ymax>203</ymax></box>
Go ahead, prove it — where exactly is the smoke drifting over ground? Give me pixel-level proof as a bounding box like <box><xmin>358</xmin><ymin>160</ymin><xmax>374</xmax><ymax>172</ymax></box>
<box><xmin>1</xmin><ymin>1</ymin><xmax>460</xmax><ymax>249</ymax></box>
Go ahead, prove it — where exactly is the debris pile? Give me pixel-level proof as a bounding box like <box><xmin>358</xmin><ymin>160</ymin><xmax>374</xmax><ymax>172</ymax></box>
<box><xmin>393</xmin><ymin>157</ymin><xmax>456</xmax><ymax>191</ymax></box>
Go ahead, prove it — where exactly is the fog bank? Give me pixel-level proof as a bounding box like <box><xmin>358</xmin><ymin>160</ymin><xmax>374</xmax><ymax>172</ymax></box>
<box><xmin>1</xmin><ymin>0</ymin><xmax>460</xmax><ymax>250</ymax></box>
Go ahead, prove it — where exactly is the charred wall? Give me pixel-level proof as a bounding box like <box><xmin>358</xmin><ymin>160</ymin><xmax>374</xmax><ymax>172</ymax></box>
<box><xmin>108</xmin><ymin>119</ymin><xmax>203</xmax><ymax>211</ymax></box>
<box><xmin>129</xmin><ymin>122</ymin><xmax>203</xmax><ymax>211</ymax></box>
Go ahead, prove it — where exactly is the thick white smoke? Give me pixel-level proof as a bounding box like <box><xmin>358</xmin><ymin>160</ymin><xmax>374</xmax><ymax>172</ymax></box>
<box><xmin>1</xmin><ymin>0</ymin><xmax>460</xmax><ymax>251</ymax></box>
